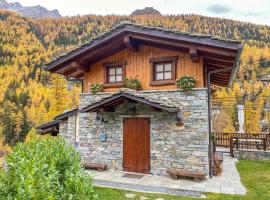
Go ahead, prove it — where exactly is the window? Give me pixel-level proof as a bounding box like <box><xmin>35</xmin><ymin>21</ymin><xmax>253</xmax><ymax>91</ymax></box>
<box><xmin>108</xmin><ymin>66</ymin><xmax>123</xmax><ymax>83</ymax></box>
<box><xmin>154</xmin><ymin>62</ymin><xmax>173</xmax><ymax>81</ymax></box>
<box><xmin>103</xmin><ymin>61</ymin><xmax>127</xmax><ymax>87</ymax></box>
<box><xmin>150</xmin><ymin>56</ymin><xmax>178</xmax><ymax>85</ymax></box>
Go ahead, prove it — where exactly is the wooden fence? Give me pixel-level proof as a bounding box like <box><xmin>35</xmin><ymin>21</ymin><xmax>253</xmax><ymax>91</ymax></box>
<box><xmin>214</xmin><ymin>133</ymin><xmax>270</xmax><ymax>149</ymax></box>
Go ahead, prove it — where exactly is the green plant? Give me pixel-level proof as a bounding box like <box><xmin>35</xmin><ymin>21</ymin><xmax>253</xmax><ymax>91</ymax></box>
<box><xmin>176</xmin><ymin>76</ymin><xmax>196</xmax><ymax>92</ymax></box>
<box><xmin>123</xmin><ymin>77</ymin><xmax>141</xmax><ymax>90</ymax></box>
<box><xmin>90</xmin><ymin>84</ymin><xmax>104</xmax><ymax>94</ymax></box>
<box><xmin>0</xmin><ymin>138</ymin><xmax>98</xmax><ymax>200</ymax></box>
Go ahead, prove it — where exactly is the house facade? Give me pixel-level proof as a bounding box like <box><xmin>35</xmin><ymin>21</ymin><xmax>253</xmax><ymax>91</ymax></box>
<box><xmin>40</xmin><ymin>22</ymin><xmax>243</xmax><ymax>176</ymax></box>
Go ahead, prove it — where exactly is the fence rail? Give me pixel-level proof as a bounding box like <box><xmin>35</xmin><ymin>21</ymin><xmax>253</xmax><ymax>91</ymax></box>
<box><xmin>214</xmin><ymin>132</ymin><xmax>270</xmax><ymax>149</ymax></box>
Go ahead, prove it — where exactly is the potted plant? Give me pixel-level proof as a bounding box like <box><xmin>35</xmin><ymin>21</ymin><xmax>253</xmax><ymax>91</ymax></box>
<box><xmin>90</xmin><ymin>84</ymin><xmax>104</xmax><ymax>94</ymax></box>
<box><xmin>123</xmin><ymin>76</ymin><xmax>141</xmax><ymax>90</ymax></box>
<box><xmin>176</xmin><ymin>75</ymin><xmax>196</xmax><ymax>92</ymax></box>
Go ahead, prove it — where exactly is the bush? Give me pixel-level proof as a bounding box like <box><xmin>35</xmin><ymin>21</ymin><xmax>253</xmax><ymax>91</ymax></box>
<box><xmin>123</xmin><ymin>77</ymin><xmax>141</xmax><ymax>90</ymax></box>
<box><xmin>0</xmin><ymin>138</ymin><xmax>98</xmax><ymax>200</ymax></box>
<box><xmin>90</xmin><ymin>84</ymin><xmax>104</xmax><ymax>94</ymax></box>
<box><xmin>25</xmin><ymin>128</ymin><xmax>52</xmax><ymax>143</ymax></box>
<box><xmin>176</xmin><ymin>75</ymin><xmax>196</xmax><ymax>92</ymax></box>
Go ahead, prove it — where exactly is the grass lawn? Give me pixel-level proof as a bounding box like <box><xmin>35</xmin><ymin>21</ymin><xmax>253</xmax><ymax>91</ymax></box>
<box><xmin>95</xmin><ymin>160</ymin><xmax>270</xmax><ymax>200</ymax></box>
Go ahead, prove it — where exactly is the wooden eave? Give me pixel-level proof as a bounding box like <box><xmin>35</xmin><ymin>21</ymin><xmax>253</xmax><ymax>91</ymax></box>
<box><xmin>44</xmin><ymin>22</ymin><xmax>243</xmax><ymax>86</ymax></box>
<box><xmin>37</xmin><ymin>120</ymin><xmax>60</xmax><ymax>135</ymax></box>
<box><xmin>82</xmin><ymin>93</ymin><xmax>180</xmax><ymax>113</ymax></box>
<box><xmin>55</xmin><ymin>108</ymin><xmax>79</xmax><ymax>120</ymax></box>
<box><xmin>37</xmin><ymin>108</ymin><xmax>78</xmax><ymax>135</ymax></box>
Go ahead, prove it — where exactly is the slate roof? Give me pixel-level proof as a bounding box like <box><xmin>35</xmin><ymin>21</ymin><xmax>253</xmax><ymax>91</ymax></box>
<box><xmin>81</xmin><ymin>92</ymin><xmax>180</xmax><ymax>112</ymax></box>
<box><xmin>37</xmin><ymin>108</ymin><xmax>78</xmax><ymax>131</ymax></box>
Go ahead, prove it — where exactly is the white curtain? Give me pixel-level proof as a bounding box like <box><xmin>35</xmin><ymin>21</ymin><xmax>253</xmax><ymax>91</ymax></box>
<box><xmin>237</xmin><ymin>105</ymin><xmax>245</xmax><ymax>133</ymax></box>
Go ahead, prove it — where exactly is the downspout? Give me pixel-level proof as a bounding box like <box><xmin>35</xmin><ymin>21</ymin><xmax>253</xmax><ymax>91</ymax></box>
<box><xmin>207</xmin><ymin>67</ymin><xmax>232</xmax><ymax>178</ymax></box>
<box><xmin>207</xmin><ymin>44</ymin><xmax>243</xmax><ymax>178</ymax></box>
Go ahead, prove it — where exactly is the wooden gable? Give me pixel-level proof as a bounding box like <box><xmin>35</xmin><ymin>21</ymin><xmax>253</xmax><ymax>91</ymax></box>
<box><xmin>45</xmin><ymin>21</ymin><xmax>243</xmax><ymax>87</ymax></box>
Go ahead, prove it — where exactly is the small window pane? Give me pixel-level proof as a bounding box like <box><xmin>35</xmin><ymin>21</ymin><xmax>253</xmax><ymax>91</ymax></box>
<box><xmin>164</xmin><ymin>72</ymin><xmax>172</xmax><ymax>79</ymax></box>
<box><xmin>109</xmin><ymin>68</ymin><xmax>115</xmax><ymax>75</ymax></box>
<box><xmin>164</xmin><ymin>63</ymin><xmax>172</xmax><ymax>71</ymax></box>
<box><xmin>116</xmin><ymin>67</ymin><xmax>122</xmax><ymax>75</ymax></box>
<box><xmin>116</xmin><ymin>75</ymin><xmax>122</xmax><ymax>82</ymax></box>
<box><xmin>109</xmin><ymin>76</ymin><xmax>116</xmax><ymax>82</ymax></box>
<box><xmin>155</xmin><ymin>64</ymin><xmax>163</xmax><ymax>72</ymax></box>
<box><xmin>156</xmin><ymin>72</ymin><xmax>164</xmax><ymax>80</ymax></box>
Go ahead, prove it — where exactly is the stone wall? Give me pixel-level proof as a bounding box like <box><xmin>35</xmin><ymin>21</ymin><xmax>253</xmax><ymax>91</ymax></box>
<box><xmin>59</xmin><ymin>116</ymin><xmax>76</xmax><ymax>147</ymax></box>
<box><xmin>234</xmin><ymin>149</ymin><xmax>270</xmax><ymax>160</ymax></box>
<box><xmin>74</xmin><ymin>89</ymin><xmax>209</xmax><ymax>176</ymax></box>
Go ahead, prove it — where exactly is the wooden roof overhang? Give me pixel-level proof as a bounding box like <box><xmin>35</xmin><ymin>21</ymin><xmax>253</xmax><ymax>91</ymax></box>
<box><xmin>37</xmin><ymin>108</ymin><xmax>78</xmax><ymax>135</ymax></box>
<box><xmin>45</xmin><ymin>22</ymin><xmax>243</xmax><ymax>87</ymax></box>
<box><xmin>81</xmin><ymin>93</ymin><xmax>180</xmax><ymax>113</ymax></box>
<box><xmin>54</xmin><ymin>108</ymin><xmax>79</xmax><ymax>120</ymax></box>
<box><xmin>37</xmin><ymin>120</ymin><xmax>60</xmax><ymax>135</ymax></box>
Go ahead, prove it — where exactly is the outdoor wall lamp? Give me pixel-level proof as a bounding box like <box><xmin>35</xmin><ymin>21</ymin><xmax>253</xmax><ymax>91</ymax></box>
<box><xmin>176</xmin><ymin>112</ymin><xmax>184</xmax><ymax>127</ymax></box>
<box><xmin>176</xmin><ymin>112</ymin><xmax>183</xmax><ymax>121</ymax></box>
<box><xmin>96</xmin><ymin>112</ymin><xmax>105</xmax><ymax>123</ymax></box>
<box><xmin>96</xmin><ymin>112</ymin><xmax>101</xmax><ymax>121</ymax></box>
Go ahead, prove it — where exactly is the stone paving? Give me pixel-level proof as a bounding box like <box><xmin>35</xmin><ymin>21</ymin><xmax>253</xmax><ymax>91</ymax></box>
<box><xmin>86</xmin><ymin>154</ymin><xmax>247</xmax><ymax>197</ymax></box>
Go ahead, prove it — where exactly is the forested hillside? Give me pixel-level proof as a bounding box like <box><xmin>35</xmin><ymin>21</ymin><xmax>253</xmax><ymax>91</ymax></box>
<box><xmin>0</xmin><ymin>10</ymin><xmax>269</xmax><ymax>146</ymax></box>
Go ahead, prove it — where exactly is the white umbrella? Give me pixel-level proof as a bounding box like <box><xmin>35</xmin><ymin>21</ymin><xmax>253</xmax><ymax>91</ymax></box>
<box><xmin>237</xmin><ymin>105</ymin><xmax>245</xmax><ymax>133</ymax></box>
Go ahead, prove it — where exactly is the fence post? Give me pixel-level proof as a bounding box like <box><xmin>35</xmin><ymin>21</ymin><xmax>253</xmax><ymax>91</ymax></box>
<box><xmin>263</xmin><ymin>137</ymin><xmax>267</xmax><ymax>151</ymax></box>
<box><xmin>230</xmin><ymin>137</ymin><xmax>234</xmax><ymax>157</ymax></box>
<box><xmin>236</xmin><ymin>137</ymin><xmax>239</xmax><ymax>150</ymax></box>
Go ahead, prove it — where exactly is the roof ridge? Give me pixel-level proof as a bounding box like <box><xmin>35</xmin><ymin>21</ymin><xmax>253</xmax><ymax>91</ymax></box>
<box><xmin>113</xmin><ymin>21</ymin><xmax>241</xmax><ymax>43</ymax></box>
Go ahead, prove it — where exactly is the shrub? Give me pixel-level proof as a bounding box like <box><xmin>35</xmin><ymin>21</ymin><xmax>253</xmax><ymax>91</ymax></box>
<box><xmin>176</xmin><ymin>75</ymin><xmax>196</xmax><ymax>92</ymax></box>
<box><xmin>90</xmin><ymin>84</ymin><xmax>104</xmax><ymax>94</ymax></box>
<box><xmin>0</xmin><ymin>138</ymin><xmax>98</xmax><ymax>200</ymax></box>
<box><xmin>123</xmin><ymin>77</ymin><xmax>141</xmax><ymax>90</ymax></box>
<box><xmin>25</xmin><ymin>128</ymin><xmax>52</xmax><ymax>143</ymax></box>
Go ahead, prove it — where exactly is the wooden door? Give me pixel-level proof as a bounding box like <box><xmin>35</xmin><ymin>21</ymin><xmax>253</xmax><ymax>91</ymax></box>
<box><xmin>123</xmin><ymin>118</ymin><xmax>150</xmax><ymax>174</ymax></box>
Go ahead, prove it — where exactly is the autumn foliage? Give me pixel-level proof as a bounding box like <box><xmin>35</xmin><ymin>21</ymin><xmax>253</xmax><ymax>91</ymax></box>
<box><xmin>0</xmin><ymin>10</ymin><xmax>269</xmax><ymax>147</ymax></box>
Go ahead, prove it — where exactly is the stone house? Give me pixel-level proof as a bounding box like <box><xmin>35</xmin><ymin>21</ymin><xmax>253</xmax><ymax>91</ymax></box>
<box><xmin>38</xmin><ymin>22</ymin><xmax>243</xmax><ymax>177</ymax></box>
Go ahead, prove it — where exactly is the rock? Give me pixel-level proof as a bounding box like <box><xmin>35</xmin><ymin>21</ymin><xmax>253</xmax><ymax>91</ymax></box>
<box><xmin>140</xmin><ymin>196</ymin><xmax>149</xmax><ymax>200</ymax></box>
<box><xmin>125</xmin><ymin>193</ymin><xmax>136</xmax><ymax>198</ymax></box>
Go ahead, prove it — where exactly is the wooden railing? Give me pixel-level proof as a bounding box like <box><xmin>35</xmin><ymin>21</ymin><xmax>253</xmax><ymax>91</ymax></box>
<box><xmin>214</xmin><ymin>132</ymin><xmax>270</xmax><ymax>149</ymax></box>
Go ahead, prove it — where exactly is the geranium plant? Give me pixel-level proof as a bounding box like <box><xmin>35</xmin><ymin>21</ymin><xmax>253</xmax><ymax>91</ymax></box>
<box><xmin>90</xmin><ymin>84</ymin><xmax>104</xmax><ymax>94</ymax></box>
<box><xmin>176</xmin><ymin>75</ymin><xmax>196</xmax><ymax>92</ymax></box>
<box><xmin>123</xmin><ymin>77</ymin><xmax>141</xmax><ymax>90</ymax></box>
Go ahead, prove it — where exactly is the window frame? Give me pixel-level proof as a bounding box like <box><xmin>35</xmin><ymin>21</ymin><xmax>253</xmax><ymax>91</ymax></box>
<box><xmin>103</xmin><ymin>61</ymin><xmax>127</xmax><ymax>87</ymax></box>
<box><xmin>149</xmin><ymin>56</ymin><xmax>178</xmax><ymax>86</ymax></box>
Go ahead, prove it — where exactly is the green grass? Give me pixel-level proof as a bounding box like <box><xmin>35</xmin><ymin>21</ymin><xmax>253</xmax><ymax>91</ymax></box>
<box><xmin>95</xmin><ymin>160</ymin><xmax>270</xmax><ymax>200</ymax></box>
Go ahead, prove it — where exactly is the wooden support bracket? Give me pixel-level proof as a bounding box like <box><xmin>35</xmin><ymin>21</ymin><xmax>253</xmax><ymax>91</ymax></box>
<box><xmin>71</xmin><ymin>62</ymin><xmax>90</xmax><ymax>72</ymax></box>
<box><xmin>124</xmin><ymin>35</ymin><xmax>139</xmax><ymax>52</ymax></box>
<box><xmin>190</xmin><ymin>48</ymin><xmax>199</xmax><ymax>62</ymax></box>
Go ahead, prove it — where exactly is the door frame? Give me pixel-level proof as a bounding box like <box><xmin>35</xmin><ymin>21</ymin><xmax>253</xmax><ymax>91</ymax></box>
<box><xmin>122</xmin><ymin>117</ymin><xmax>151</xmax><ymax>174</ymax></box>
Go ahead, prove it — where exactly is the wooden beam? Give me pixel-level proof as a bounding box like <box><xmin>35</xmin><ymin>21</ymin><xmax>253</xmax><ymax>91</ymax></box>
<box><xmin>70</xmin><ymin>62</ymin><xmax>90</xmax><ymax>72</ymax></box>
<box><xmin>63</xmin><ymin>68</ymin><xmax>77</xmax><ymax>76</ymax></box>
<box><xmin>211</xmin><ymin>74</ymin><xmax>231</xmax><ymax>79</ymax></box>
<box><xmin>124</xmin><ymin>35</ymin><xmax>139</xmax><ymax>52</ymax></box>
<box><xmin>75</xmin><ymin>73</ymin><xmax>84</xmax><ymax>79</ymax></box>
<box><xmin>204</xmin><ymin>58</ymin><xmax>234</xmax><ymax>67</ymax></box>
<box><xmin>199</xmin><ymin>51</ymin><xmax>236</xmax><ymax>62</ymax></box>
<box><xmin>205</xmin><ymin>64</ymin><xmax>228</xmax><ymax>71</ymax></box>
<box><xmin>130</xmin><ymin>34</ymin><xmax>238</xmax><ymax>57</ymax></box>
<box><xmin>189</xmin><ymin>48</ymin><xmax>199</xmax><ymax>63</ymax></box>
<box><xmin>210</xmin><ymin>77</ymin><xmax>229</xmax><ymax>84</ymax></box>
<box><xmin>210</xmin><ymin>81</ymin><xmax>227</xmax><ymax>87</ymax></box>
<box><xmin>202</xmin><ymin>56</ymin><xmax>235</xmax><ymax>64</ymax></box>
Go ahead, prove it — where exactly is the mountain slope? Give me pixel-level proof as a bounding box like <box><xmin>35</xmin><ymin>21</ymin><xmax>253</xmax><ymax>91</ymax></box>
<box><xmin>131</xmin><ymin>7</ymin><xmax>162</xmax><ymax>16</ymax></box>
<box><xmin>0</xmin><ymin>10</ymin><xmax>269</xmax><ymax>145</ymax></box>
<box><xmin>0</xmin><ymin>0</ymin><xmax>61</xmax><ymax>18</ymax></box>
